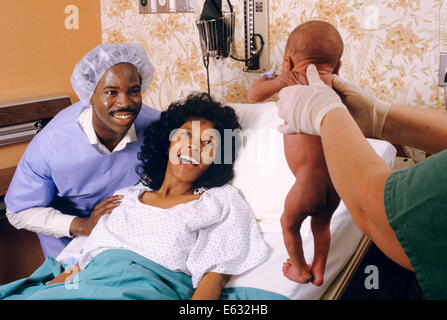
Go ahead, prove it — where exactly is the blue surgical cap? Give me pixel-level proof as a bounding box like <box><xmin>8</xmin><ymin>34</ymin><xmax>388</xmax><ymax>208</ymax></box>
<box><xmin>71</xmin><ymin>43</ymin><xmax>154</xmax><ymax>106</ymax></box>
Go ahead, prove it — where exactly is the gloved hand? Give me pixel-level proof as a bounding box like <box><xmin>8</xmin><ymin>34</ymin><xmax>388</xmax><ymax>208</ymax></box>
<box><xmin>276</xmin><ymin>64</ymin><xmax>347</xmax><ymax>135</ymax></box>
<box><xmin>276</xmin><ymin>70</ymin><xmax>308</xmax><ymax>87</ymax></box>
<box><xmin>332</xmin><ymin>75</ymin><xmax>391</xmax><ymax>138</ymax></box>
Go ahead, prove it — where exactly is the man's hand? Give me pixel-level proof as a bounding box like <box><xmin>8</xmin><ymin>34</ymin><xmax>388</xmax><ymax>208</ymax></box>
<box><xmin>69</xmin><ymin>195</ymin><xmax>123</xmax><ymax>236</ymax></box>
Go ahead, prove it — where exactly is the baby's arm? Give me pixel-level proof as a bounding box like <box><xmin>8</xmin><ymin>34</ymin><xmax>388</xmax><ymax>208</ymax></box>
<box><xmin>248</xmin><ymin>71</ymin><xmax>307</xmax><ymax>102</ymax></box>
<box><xmin>191</xmin><ymin>272</ymin><xmax>230</xmax><ymax>300</ymax></box>
<box><xmin>247</xmin><ymin>76</ymin><xmax>285</xmax><ymax>102</ymax></box>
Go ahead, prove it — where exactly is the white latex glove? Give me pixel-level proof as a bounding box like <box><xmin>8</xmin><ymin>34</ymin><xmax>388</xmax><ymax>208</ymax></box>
<box><xmin>332</xmin><ymin>75</ymin><xmax>391</xmax><ymax>138</ymax></box>
<box><xmin>276</xmin><ymin>64</ymin><xmax>347</xmax><ymax>135</ymax></box>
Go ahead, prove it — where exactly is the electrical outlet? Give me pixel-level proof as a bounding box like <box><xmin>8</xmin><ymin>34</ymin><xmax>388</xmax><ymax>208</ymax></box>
<box><xmin>439</xmin><ymin>53</ymin><xmax>447</xmax><ymax>86</ymax></box>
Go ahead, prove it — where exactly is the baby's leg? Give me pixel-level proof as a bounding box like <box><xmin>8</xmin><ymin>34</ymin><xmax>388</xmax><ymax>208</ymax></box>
<box><xmin>281</xmin><ymin>181</ymin><xmax>313</xmax><ymax>283</ymax></box>
<box><xmin>309</xmin><ymin>211</ymin><xmax>332</xmax><ymax>286</ymax></box>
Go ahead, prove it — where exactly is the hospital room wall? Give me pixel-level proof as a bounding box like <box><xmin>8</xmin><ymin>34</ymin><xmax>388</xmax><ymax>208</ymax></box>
<box><xmin>0</xmin><ymin>0</ymin><xmax>102</xmax><ymax>170</ymax></box>
<box><xmin>100</xmin><ymin>0</ymin><xmax>446</xmax><ymax>111</ymax></box>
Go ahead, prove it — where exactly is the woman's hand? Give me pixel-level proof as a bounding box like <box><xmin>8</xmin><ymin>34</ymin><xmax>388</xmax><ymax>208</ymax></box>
<box><xmin>69</xmin><ymin>195</ymin><xmax>123</xmax><ymax>236</ymax></box>
<box><xmin>332</xmin><ymin>75</ymin><xmax>391</xmax><ymax>138</ymax></box>
<box><xmin>276</xmin><ymin>64</ymin><xmax>347</xmax><ymax>135</ymax></box>
<box><xmin>47</xmin><ymin>263</ymin><xmax>81</xmax><ymax>286</ymax></box>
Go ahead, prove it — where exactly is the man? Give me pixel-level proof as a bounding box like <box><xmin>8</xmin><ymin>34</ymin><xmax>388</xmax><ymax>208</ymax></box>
<box><xmin>5</xmin><ymin>43</ymin><xmax>160</xmax><ymax>258</ymax></box>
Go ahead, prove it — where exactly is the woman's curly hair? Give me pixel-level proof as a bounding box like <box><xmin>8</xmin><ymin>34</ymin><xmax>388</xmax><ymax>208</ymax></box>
<box><xmin>136</xmin><ymin>92</ymin><xmax>242</xmax><ymax>190</ymax></box>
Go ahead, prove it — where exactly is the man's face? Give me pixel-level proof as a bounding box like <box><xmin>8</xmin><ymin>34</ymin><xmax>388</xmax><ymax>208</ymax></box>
<box><xmin>89</xmin><ymin>63</ymin><xmax>143</xmax><ymax>140</ymax></box>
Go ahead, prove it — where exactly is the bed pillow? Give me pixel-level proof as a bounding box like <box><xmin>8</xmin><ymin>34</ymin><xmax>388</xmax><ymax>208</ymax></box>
<box><xmin>228</xmin><ymin>102</ymin><xmax>295</xmax><ymax>231</ymax></box>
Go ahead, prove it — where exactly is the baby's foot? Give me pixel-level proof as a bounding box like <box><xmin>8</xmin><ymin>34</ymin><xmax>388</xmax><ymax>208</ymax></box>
<box><xmin>282</xmin><ymin>259</ymin><xmax>312</xmax><ymax>283</ymax></box>
<box><xmin>310</xmin><ymin>262</ymin><xmax>325</xmax><ymax>286</ymax></box>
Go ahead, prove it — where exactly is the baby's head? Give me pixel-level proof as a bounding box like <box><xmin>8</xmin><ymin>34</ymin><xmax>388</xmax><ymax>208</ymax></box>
<box><xmin>283</xmin><ymin>20</ymin><xmax>344</xmax><ymax>83</ymax></box>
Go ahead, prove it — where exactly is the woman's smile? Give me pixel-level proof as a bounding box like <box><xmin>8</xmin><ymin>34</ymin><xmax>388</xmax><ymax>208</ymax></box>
<box><xmin>178</xmin><ymin>154</ymin><xmax>200</xmax><ymax>169</ymax></box>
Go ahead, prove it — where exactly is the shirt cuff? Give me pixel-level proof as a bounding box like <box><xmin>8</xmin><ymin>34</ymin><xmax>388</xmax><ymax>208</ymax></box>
<box><xmin>51</xmin><ymin>212</ymin><xmax>77</xmax><ymax>238</ymax></box>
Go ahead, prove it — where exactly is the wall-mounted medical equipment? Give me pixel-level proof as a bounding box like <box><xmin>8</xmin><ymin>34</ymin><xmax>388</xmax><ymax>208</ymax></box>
<box><xmin>243</xmin><ymin>0</ymin><xmax>269</xmax><ymax>73</ymax></box>
<box><xmin>138</xmin><ymin>0</ymin><xmax>195</xmax><ymax>14</ymax></box>
<box><xmin>196</xmin><ymin>0</ymin><xmax>269</xmax><ymax>94</ymax></box>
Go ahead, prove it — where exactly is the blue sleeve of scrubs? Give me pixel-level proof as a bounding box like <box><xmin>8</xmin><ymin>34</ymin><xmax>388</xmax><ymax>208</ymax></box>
<box><xmin>5</xmin><ymin>137</ymin><xmax>56</xmax><ymax>213</ymax></box>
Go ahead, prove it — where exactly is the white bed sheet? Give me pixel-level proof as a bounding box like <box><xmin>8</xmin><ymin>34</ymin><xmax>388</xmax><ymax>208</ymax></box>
<box><xmin>57</xmin><ymin>139</ymin><xmax>396</xmax><ymax>300</ymax></box>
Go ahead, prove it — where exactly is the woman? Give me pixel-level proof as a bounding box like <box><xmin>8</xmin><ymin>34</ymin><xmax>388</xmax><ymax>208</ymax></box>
<box><xmin>0</xmin><ymin>93</ymin><xmax>271</xmax><ymax>300</ymax></box>
<box><xmin>275</xmin><ymin>64</ymin><xmax>447</xmax><ymax>299</ymax></box>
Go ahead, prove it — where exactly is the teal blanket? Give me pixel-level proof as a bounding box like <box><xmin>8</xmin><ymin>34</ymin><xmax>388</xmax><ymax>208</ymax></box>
<box><xmin>0</xmin><ymin>249</ymin><xmax>288</xmax><ymax>300</ymax></box>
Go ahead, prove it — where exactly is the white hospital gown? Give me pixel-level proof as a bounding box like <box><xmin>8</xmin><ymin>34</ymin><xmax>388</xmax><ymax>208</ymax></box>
<box><xmin>78</xmin><ymin>183</ymin><xmax>270</xmax><ymax>287</ymax></box>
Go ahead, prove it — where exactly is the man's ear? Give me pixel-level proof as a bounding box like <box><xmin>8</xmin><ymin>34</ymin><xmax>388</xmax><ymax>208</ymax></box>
<box><xmin>282</xmin><ymin>55</ymin><xmax>294</xmax><ymax>72</ymax></box>
<box><xmin>333</xmin><ymin>60</ymin><xmax>342</xmax><ymax>75</ymax></box>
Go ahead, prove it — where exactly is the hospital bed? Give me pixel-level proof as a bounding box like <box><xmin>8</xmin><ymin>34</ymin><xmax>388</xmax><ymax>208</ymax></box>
<box><xmin>56</xmin><ymin>101</ymin><xmax>396</xmax><ymax>300</ymax></box>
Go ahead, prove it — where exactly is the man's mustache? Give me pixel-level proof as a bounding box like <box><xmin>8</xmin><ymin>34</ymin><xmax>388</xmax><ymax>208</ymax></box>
<box><xmin>110</xmin><ymin>107</ymin><xmax>138</xmax><ymax>115</ymax></box>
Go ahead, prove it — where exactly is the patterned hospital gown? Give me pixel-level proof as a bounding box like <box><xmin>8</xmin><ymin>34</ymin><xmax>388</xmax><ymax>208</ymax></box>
<box><xmin>78</xmin><ymin>183</ymin><xmax>270</xmax><ymax>287</ymax></box>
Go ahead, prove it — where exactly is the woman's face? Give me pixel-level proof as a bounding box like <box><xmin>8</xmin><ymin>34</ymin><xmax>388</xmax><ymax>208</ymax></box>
<box><xmin>89</xmin><ymin>63</ymin><xmax>143</xmax><ymax>140</ymax></box>
<box><xmin>166</xmin><ymin>117</ymin><xmax>218</xmax><ymax>185</ymax></box>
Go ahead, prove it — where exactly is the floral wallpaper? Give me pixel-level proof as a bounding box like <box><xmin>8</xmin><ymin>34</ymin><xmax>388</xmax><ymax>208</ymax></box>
<box><xmin>101</xmin><ymin>0</ymin><xmax>446</xmax><ymax>111</ymax></box>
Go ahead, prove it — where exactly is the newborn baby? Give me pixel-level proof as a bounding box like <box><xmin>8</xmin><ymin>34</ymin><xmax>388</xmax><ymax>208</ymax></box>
<box><xmin>248</xmin><ymin>20</ymin><xmax>344</xmax><ymax>285</ymax></box>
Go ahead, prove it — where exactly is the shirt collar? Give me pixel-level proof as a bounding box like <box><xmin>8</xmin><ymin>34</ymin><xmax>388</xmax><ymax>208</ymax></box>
<box><xmin>77</xmin><ymin>107</ymin><xmax>137</xmax><ymax>154</ymax></box>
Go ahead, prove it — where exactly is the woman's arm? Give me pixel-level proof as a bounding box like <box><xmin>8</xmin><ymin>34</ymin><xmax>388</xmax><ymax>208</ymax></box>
<box><xmin>382</xmin><ymin>104</ymin><xmax>447</xmax><ymax>155</ymax></box>
<box><xmin>332</xmin><ymin>74</ymin><xmax>447</xmax><ymax>154</ymax></box>
<box><xmin>191</xmin><ymin>272</ymin><xmax>230</xmax><ymax>300</ymax></box>
<box><xmin>320</xmin><ymin>108</ymin><xmax>412</xmax><ymax>270</ymax></box>
<box><xmin>275</xmin><ymin>65</ymin><xmax>413</xmax><ymax>269</ymax></box>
